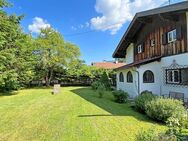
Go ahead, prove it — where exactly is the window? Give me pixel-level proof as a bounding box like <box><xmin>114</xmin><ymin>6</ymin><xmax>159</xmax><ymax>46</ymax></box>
<box><xmin>143</xmin><ymin>70</ymin><xmax>154</xmax><ymax>83</ymax></box>
<box><xmin>167</xmin><ymin>70</ymin><xmax>180</xmax><ymax>84</ymax></box>
<box><xmin>181</xmin><ymin>69</ymin><xmax>188</xmax><ymax>85</ymax></box>
<box><xmin>119</xmin><ymin>72</ymin><xmax>124</xmax><ymax>82</ymax></box>
<box><xmin>150</xmin><ymin>39</ymin><xmax>155</xmax><ymax>47</ymax></box>
<box><xmin>166</xmin><ymin>68</ymin><xmax>188</xmax><ymax>85</ymax></box>
<box><xmin>137</xmin><ymin>44</ymin><xmax>143</xmax><ymax>53</ymax></box>
<box><xmin>127</xmin><ymin>71</ymin><xmax>133</xmax><ymax>83</ymax></box>
<box><xmin>168</xmin><ymin>29</ymin><xmax>176</xmax><ymax>43</ymax></box>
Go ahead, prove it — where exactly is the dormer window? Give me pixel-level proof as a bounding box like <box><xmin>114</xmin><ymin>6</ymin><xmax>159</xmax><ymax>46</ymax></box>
<box><xmin>168</xmin><ymin>29</ymin><xmax>176</xmax><ymax>43</ymax></box>
<box><xmin>137</xmin><ymin>44</ymin><xmax>143</xmax><ymax>53</ymax></box>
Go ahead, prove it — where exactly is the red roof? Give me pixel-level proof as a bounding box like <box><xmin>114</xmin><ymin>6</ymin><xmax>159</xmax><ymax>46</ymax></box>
<box><xmin>92</xmin><ymin>62</ymin><xmax>126</xmax><ymax>69</ymax></box>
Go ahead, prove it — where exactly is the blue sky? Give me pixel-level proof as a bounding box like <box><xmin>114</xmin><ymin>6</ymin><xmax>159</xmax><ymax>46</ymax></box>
<box><xmin>5</xmin><ymin>0</ymin><xmax>183</xmax><ymax>64</ymax></box>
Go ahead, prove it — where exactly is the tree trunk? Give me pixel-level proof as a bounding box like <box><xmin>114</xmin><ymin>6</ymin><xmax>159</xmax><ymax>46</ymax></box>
<box><xmin>45</xmin><ymin>68</ymin><xmax>53</xmax><ymax>86</ymax></box>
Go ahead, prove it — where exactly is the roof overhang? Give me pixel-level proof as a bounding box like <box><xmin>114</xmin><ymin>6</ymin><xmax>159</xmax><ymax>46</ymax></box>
<box><xmin>115</xmin><ymin>56</ymin><xmax>162</xmax><ymax>71</ymax></box>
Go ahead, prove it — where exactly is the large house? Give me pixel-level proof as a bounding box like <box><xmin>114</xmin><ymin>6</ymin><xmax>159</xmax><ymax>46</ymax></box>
<box><xmin>112</xmin><ymin>1</ymin><xmax>188</xmax><ymax>100</ymax></box>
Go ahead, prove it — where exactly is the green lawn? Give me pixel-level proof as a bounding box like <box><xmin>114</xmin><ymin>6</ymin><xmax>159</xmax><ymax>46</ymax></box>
<box><xmin>0</xmin><ymin>87</ymin><xmax>165</xmax><ymax>141</ymax></box>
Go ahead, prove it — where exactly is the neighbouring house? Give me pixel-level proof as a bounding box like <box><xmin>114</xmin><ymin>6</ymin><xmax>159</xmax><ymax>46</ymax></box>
<box><xmin>91</xmin><ymin>61</ymin><xmax>125</xmax><ymax>70</ymax></box>
<box><xmin>112</xmin><ymin>1</ymin><xmax>188</xmax><ymax>100</ymax></box>
<box><xmin>92</xmin><ymin>61</ymin><xmax>125</xmax><ymax>86</ymax></box>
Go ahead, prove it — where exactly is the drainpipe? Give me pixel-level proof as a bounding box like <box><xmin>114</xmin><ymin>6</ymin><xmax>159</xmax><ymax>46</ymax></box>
<box><xmin>132</xmin><ymin>69</ymin><xmax>140</xmax><ymax>96</ymax></box>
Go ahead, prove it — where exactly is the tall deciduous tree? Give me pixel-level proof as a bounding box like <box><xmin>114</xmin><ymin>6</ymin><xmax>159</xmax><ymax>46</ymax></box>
<box><xmin>0</xmin><ymin>0</ymin><xmax>35</xmax><ymax>91</ymax></box>
<box><xmin>35</xmin><ymin>28</ymin><xmax>80</xmax><ymax>86</ymax></box>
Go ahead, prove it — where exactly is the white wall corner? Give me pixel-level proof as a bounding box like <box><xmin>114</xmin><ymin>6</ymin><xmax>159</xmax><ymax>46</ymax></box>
<box><xmin>186</xmin><ymin>12</ymin><xmax>188</xmax><ymax>48</ymax></box>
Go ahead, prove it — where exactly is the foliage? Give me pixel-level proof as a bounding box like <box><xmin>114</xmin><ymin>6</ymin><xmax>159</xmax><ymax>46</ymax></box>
<box><xmin>99</xmin><ymin>71</ymin><xmax>111</xmax><ymax>90</ymax></box>
<box><xmin>91</xmin><ymin>71</ymin><xmax>113</xmax><ymax>91</ymax></box>
<box><xmin>136</xmin><ymin>128</ymin><xmax>177</xmax><ymax>141</ymax></box>
<box><xmin>0</xmin><ymin>0</ymin><xmax>36</xmax><ymax>91</ymax></box>
<box><xmin>97</xmin><ymin>83</ymin><xmax>106</xmax><ymax>98</ymax></box>
<box><xmin>0</xmin><ymin>0</ymin><xmax>10</xmax><ymax>8</ymax></box>
<box><xmin>181</xmin><ymin>119</ymin><xmax>188</xmax><ymax>129</ymax></box>
<box><xmin>112</xmin><ymin>90</ymin><xmax>129</xmax><ymax>103</ymax></box>
<box><xmin>91</xmin><ymin>81</ymin><xmax>101</xmax><ymax>90</ymax></box>
<box><xmin>34</xmin><ymin>28</ymin><xmax>81</xmax><ymax>86</ymax></box>
<box><xmin>66</xmin><ymin>60</ymin><xmax>115</xmax><ymax>82</ymax></box>
<box><xmin>146</xmin><ymin>98</ymin><xmax>187</xmax><ymax>122</ymax></box>
<box><xmin>135</xmin><ymin>91</ymin><xmax>156</xmax><ymax>113</ymax></box>
<box><xmin>165</xmin><ymin>116</ymin><xmax>188</xmax><ymax>141</ymax></box>
<box><xmin>135</xmin><ymin>128</ymin><xmax>158</xmax><ymax>141</ymax></box>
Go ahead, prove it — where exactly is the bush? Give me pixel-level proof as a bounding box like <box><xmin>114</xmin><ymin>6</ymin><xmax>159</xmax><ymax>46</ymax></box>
<box><xmin>100</xmin><ymin>72</ymin><xmax>111</xmax><ymax>90</ymax></box>
<box><xmin>157</xmin><ymin>134</ymin><xmax>177</xmax><ymax>141</ymax></box>
<box><xmin>136</xmin><ymin>128</ymin><xmax>177</xmax><ymax>141</ymax></box>
<box><xmin>146</xmin><ymin>98</ymin><xmax>187</xmax><ymax>122</ymax></box>
<box><xmin>91</xmin><ymin>81</ymin><xmax>101</xmax><ymax>90</ymax></box>
<box><xmin>112</xmin><ymin>90</ymin><xmax>129</xmax><ymax>103</ymax></box>
<box><xmin>135</xmin><ymin>91</ymin><xmax>156</xmax><ymax>113</ymax></box>
<box><xmin>91</xmin><ymin>71</ymin><xmax>111</xmax><ymax>91</ymax></box>
<box><xmin>135</xmin><ymin>128</ymin><xmax>158</xmax><ymax>141</ymax></box>
<box><xmin>97</xmin><ymin>84</ymin><xmax>106</xmax><ymax>98</ymax></box>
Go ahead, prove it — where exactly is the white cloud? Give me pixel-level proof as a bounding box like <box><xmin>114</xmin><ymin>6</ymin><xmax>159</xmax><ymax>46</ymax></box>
<box><xmin>85</xmin><ymin>22</ymin><xmax>90</xmax><ymax>27</ymax></box>
<box><xmin>28</xmin><ymin>17</ymin><xmax>51</xmax><ymax>33</ymax></box>
<box><xmin>79</xmin><ymin>24</ymin><xmax>84</xmax><ymax>29</ymax></box>
<box><xmin>90</xmin><ymin>0</ymin><xmax>168</xmax><ymax>35</ymax></box>
<box><xmin>71</xmin><ymin>26</ymin><xmax>77</xmax><ymax>30</ymax></box>
<box><xmin>71</xmin><ymin>22</ymin><xmax>90</xmax><ymax>30</ymax></box>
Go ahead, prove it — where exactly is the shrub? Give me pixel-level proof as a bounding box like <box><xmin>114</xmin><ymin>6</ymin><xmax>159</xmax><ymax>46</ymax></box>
<box><xmin>135</xmin><ymin>91</ymin><xmax>156</xmax><ymax>113</ymax></box>
<box><xmin>165</xmin><ymin>116</ymin><xmax>188</xmax><ymax>140</ymax></box>
<box><xmin>91</xmin><ymin>81</ymin><xmax>100</xmax><ymax>90</ymax></box>
<box><xmin>136</xmin><ymin>128</ymin><xmax>177</xmax><ymax>141</ymax></box>
<box><xmin>91</xmin><ymin>71</ymin><xmax>111</xmax><ymax>91</ymax></box>
<box><xmin>157</xmin><ymin>134</ymin><xmax>177</xmax><ymax>141</ymax></box>
<box><xmin>100</xmin><ymin>72</ymin><xmax>111</xmax><ymax>90</ymax></box>
<box><xmin>112</xmin><ymin>90</ymin><xmax>129</xmax><ymax>103</ymax></box>
<box><xmin>135</xmin><ymin>128</ymin><xmax>158</xmax><ymax>141</ymax></box>
<box><xmin>97</xmin><ymin>84</ymin><xmax>106</xmax><ymax>98</ymax></box>
<box><xmin>181</xmin><ymin>119</ymin><xmax>188</xmax><ymax>129</ymax></box>
<box><xmin>146</xmin><ymin>98</ymin><xmax>187</xmax><ymax>122</ymax></box>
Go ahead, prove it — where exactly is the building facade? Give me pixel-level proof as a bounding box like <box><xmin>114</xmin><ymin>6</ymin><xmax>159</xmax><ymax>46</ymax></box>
<box><xmin>113</xmin><ymin>2</ymin><xmax>188</xmax><ymax>100</ymax></box>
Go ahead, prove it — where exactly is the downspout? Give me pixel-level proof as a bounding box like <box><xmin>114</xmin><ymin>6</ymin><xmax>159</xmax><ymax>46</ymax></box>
<box><xmin>132</xmin><ymin>69</ymin><xmax>140</xmax><ymax>96</ymax></box>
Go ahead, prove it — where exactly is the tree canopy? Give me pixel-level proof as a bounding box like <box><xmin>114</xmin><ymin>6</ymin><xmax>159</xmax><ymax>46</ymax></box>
<box><xmin>34</xmin><ymin>28</ymin><xmax>81</xmax><ymax>86</ymax></box>
<box><xmin>0</xmin><ymin>0</ymin><xmax>115</xmax><ymax>91</ymax></box>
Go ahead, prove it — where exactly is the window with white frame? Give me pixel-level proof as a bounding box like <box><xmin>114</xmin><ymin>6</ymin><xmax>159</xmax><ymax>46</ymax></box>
<box><xmin>137</xmin><ymin>44</ymin><xmax>143</xmax><ymax>53</ymax></box>
<box><xmin>166</xmin><ymin>69</ymin><xmax>180</xmax><ymax>84</ymax></box>
<box><xmin>168</xmin><ymin>29</ymin><xmax>176</xmax><ymax>43</ymax></box>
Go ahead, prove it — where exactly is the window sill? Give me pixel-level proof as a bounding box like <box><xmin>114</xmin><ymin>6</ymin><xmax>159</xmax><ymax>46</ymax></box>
<box><xmin>143</xmin><ymin>82</ymin><xmax>155</xmax><ymax>83</ymax></box>
<box><xmin>167</xmin><ymin>40</ymin><xmax>176</xmax><ymax>44</ymax></box>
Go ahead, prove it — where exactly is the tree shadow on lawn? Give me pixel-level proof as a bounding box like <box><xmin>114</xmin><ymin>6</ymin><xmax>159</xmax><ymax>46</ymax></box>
<box><xmin>71</xmin><ymin>87</ymin><xmax>163</xmax><ymax>124</ymax></box>
<box><xmin>0</xmin><ymin>91</ymin><xmax>19</xmax><ymax>97</ymax></box>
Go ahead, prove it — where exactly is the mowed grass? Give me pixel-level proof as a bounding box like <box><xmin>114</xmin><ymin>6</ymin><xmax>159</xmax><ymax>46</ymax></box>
<box><xmin>0</xmin><ymin>87</ymin><xmax>166</xmax><ymax>141</ymax></box>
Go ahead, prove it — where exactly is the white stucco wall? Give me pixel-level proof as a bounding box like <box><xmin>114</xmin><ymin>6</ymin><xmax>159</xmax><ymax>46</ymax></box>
<box><xmin>116</xmin><ymin>69</ymin><xmax>138</xmax><ymax>98</ymax></box>
<box><xmin>186</xmin><ymin>12</ymin><xmax>188</xmax><ymax>46</ymax></box>
<box><xmin>125</xmin><ymin>43</ymin><xmax>134</xmax><ymax>64</ymax></box>
<box><xmin>138</xmin><ymin>61</ymin><xmax>161</xmax><ymax>96</ymax></box>
<box><xmin>161</xmin><ymin>53</ymin><xmax>188</xmax><ymax>99</ymax></box>
<box><xmin>117</xmin><ymin>61</ymin><xmax>162</xmax><ymax>97</ymax></box>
